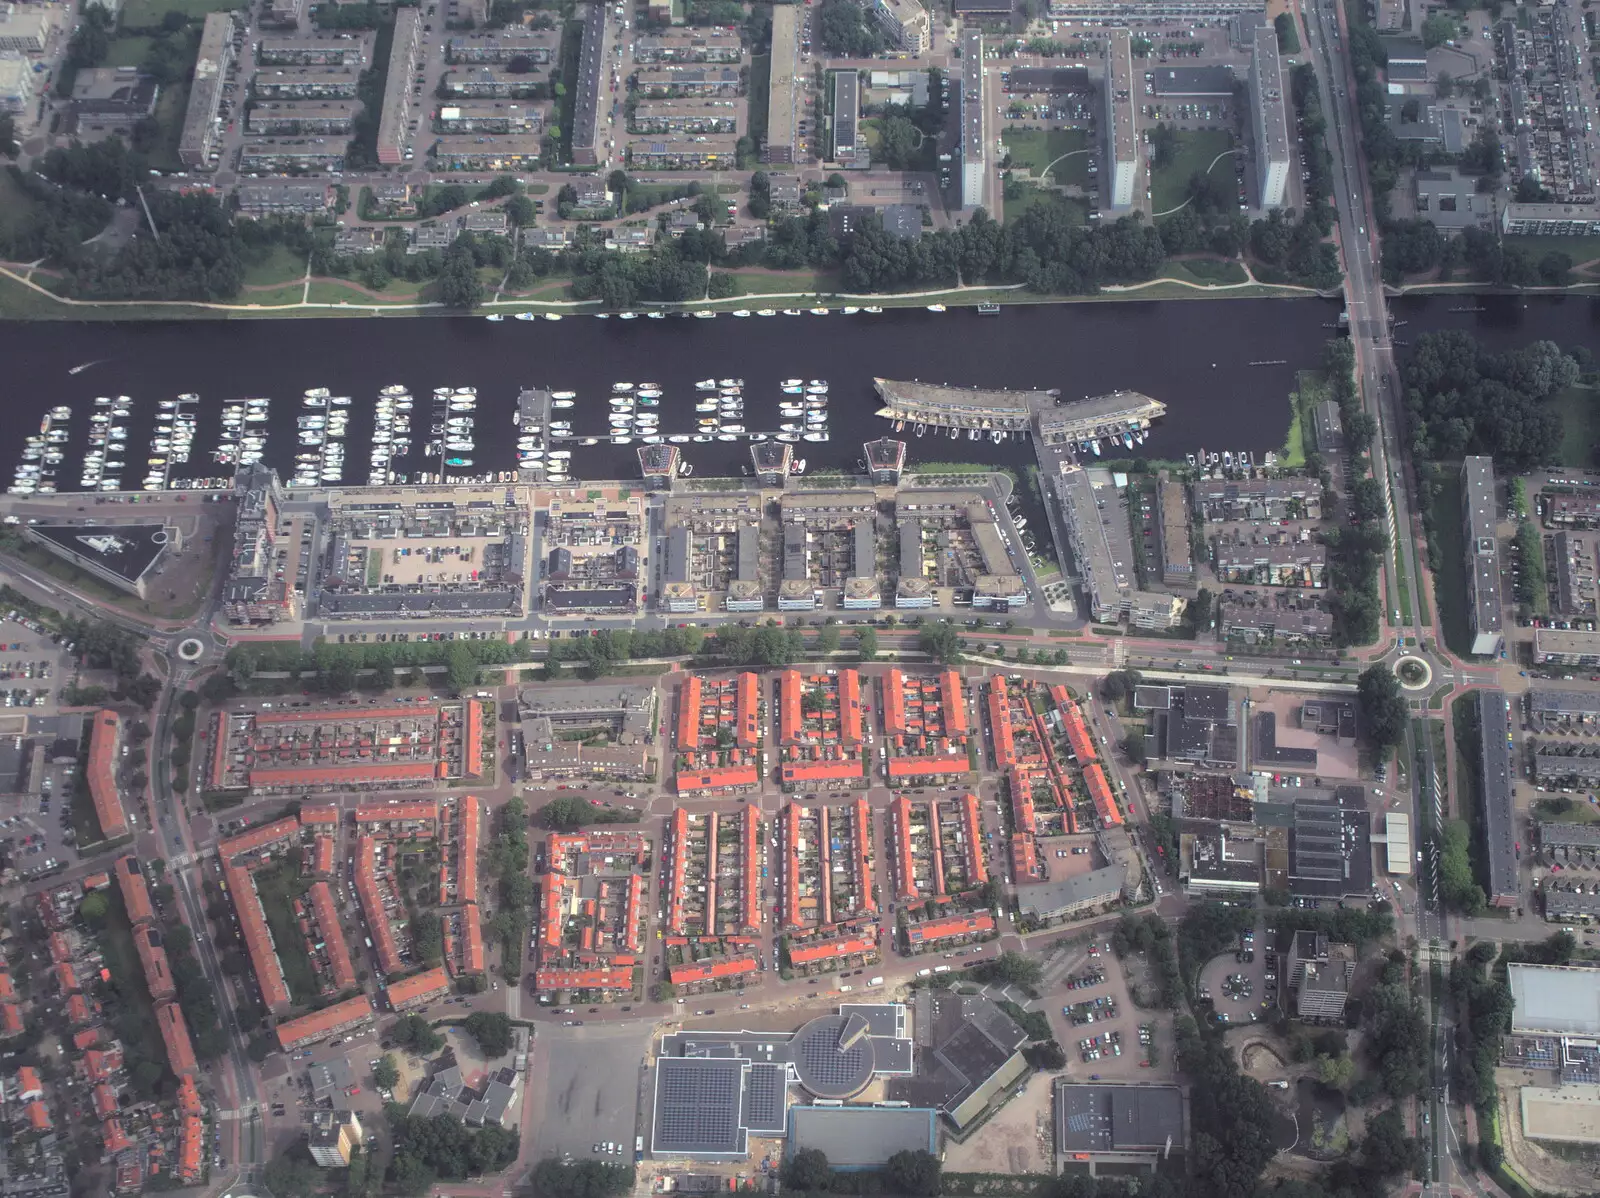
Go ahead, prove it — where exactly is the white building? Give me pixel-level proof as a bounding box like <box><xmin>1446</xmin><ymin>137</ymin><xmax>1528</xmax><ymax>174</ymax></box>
<box><xmin>1105</xmin><ymin>30</ymin><xmax>1138</xmax><ymax>209</ymax></box>
<box><xmin>959</xmin><ymin>29</ymin><xmax>985</xmax><ymax>210</ymax></box>
<box><xmin>0</xmin><ymin>4</ymin><xmax>52</xmax><ymax>53</ymax></box>
<box><xmin>1250</xmin><ymin>26</ymin><xmax>1291</xmax><ymax>209</ymax></box>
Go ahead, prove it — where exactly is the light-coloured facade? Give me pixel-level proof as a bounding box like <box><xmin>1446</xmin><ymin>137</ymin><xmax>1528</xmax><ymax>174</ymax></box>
<box><xmin>1250</xmin><ymin>26</ymin><xmax>1290</xmax><ymax>208</ymax></box>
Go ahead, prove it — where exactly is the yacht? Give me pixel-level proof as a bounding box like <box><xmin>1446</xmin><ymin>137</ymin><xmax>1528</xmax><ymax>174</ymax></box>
<box><xmin>719</xmin><ymin>378</ymin><xmax>743</xmax><ymax>388</ymax></box>
<box><xmin>486</xmin><ymin>313</ymin><xmax>506</xmax><ymax>322</ymax></box>
<box><xmin>926</xmin><ymin>304</ymin><xmax>947</xmax><ymax>312</ymax></box>
<box><xmin>613</xmin><ymin>382</ymin><xmax>635</xmax><ymax>392</ymax></box>
<box><xmin>552</xmin><ymin>392</ymin><xmax>576</xmax><ymax>402</ymax></box>
<box><xmin>695</xmin><ymin>379</ymin><xmax>718</xmax><ymax>390</ymax></box>
<box><xmin>544</xmin><ymin>313</ymin><xmax>563</xmax><ymax>322</ymax></box>
<box><xmin>756</xmin><ymin>309</ymin><xmax>777</xmax><ymax>317</ymax></box>
<box><xmin>810</xmin><ymin>307</ymin><xmax>829</xmax><ymax>315</ymax></box>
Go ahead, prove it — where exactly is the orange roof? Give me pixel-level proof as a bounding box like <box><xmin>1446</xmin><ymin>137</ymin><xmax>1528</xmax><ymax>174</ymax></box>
<box><xmin>907</xmin><ymin>911</ymin><xmax>995</xmax><ymax>945</ymax></box>
<box><xmin>1009</xmin><ymin>767</ymin><xmax>1037</xmax><ymax>835</ymax></box>
<box><xmin>26</xmin><ymin>1100</ymin><xmax>51</xmax><ymax>1131</ymax></box>
<box><xmin>179</xmin><ymin>1112</ymin><xmax>203</xmax><ymax>1180</ymax></box>
<box><xmin>740</xmin><ymin>806</ymin><xmax>762</xmax><ymax>934</ymax></box>
<box><xmin>299</xmin><ymin>803</ymin><xmax>341</xmax><ymax>825</ymax></box>
<box><xmin>157</xmin><ymin>1001</ymin><xmax>197</xmax><ymax>1076</ymax></box>
<box><xmin>779</xmin><ymin>670</ymin><xmax>802</xmax><ymax>744</ymax></box>
<box><xmin>65</xmin><ymin>994</ymin><xmax>90</xmax><ymax>1026</ymax></box>
<box><xmin>1010</xmin><ymin>833</ymin><xmax>1039</xmax><ymax>879</ymax></box>
<box><xmin>53</xmin><ymin>961</ymin><xmax>76</xmax><ymax>994</ymax></box>
<box><xmin>16</xmin><ymin>1066</ymin><xmax>40</xmax><ymax>1095</ymax></box>
<box><xmin>310</xmin><ymin>881</ymin><xmax>357</xmax><ymax>990</ymax></box>
<box><xmin>623</xmin><ymin>872</ymin><xmax>644</xmax><ymax>953</ymax></box>
<box><xmin>678</xmin><ymin>764</ymin><xmax>759</xmax><ymax>793</ymax></box>
<box><xmin>461</xmin><ymin>903</ymin><xmax>485</xmax><ymax>973</ymax></box>
<box><xmin>781</xmin><ymin>760</ymin><xmax>862</xmax><ymax>783</ymax></box>
<box><xmin>313</xmin><ymin>833</ymin><xmax>335</xmax><ymax>876</ymax></box>
<box><xmin>93</xmin><ymin>1083</ymin><xmax>118</xmax><ymax>1118</ymax></box>
<box><xmin>465</xmin><ymin>700</ymin><xmax>484</xmax><ymax>778</ymax></box>
<box><xmin>49</xmin><ymin>932</ymin><xmax>70</xmax><ymax>963</ymax></box>
<box><xmin>219</xmin><ymin>816</ymin><xmax>300</xmax><ymax>861</ymax></box>
<box><xmin>355</xmin><ymin>836</ymin><xmax>404</xmax><ymax>975</ymax></box>
<box><xmin>104</xmin><ymin>1117</ymin><xmax>134</xmax><ymax>1156</ymax></box>
<box><xmin>668</xmin><ymin>956</ymin><xmax>759</xmax><ymax>984</ymax></box>
<box><xmin>275</xmin><ymin>994</ymin><xmax>374</xmax><ymax>1050</ymax></box>
<box><xmin>941</xmin><ymin>670</ymin><xmax>969</xmax><ymax>736</ymax></box>
<box><xmin>1085</xmin><ymin>764</ymin><xmax>1122</xmax><ymax>826</ymax></box>
<box><xmin>134</xmin><ymin>925</ymin><xmax>176</xmax><ymax>1001</ymax></box>
<box><xmin>82</xmin><ymin>872</ymin><xmax>112</xmax><ymax>892</ymax></box>
<box><xmin>840</xmin><ymin>669</ymin><xmax>863</xmax><ymax>745</ymax></box>
<box><xmin>960</xmin><ymin>792</ymin><xmax>987</xmax><ymax>886</ymax></box>
<box><xmin>225</xmin><ymin>862</ymin><xmax>291</xmax><ymax>1011</ymax></box>
<box><xmin>886</xmin><ymin>757</ymin><xmax>970</xmax><ymax>778</ymax></box>
<box><xmin>735</xmin><ymin>672</ymin><xmax>760</xmax><ymax>748</ymax></box>
<box><xmin>676</xmin><ymin>675</ymin><xmax>702</xmax><ymax>750</ymax></box>
<box><xmin>0</xmin><ymin>1003</ymin><xmax>22</xmax><ymax>1035</ymax></box>
<box><xmin>788</xmin><ymin>934</ymin><xmax>876</xmax><ymax>965</ymax></box>
<box><xmin>666</xmin><ymin>808</ymin><xmax>689</xmax><ymax>933</ymax></box>
<box><xmin>0</xmin><ymin>973</ymin><xmax>16</xmax><ymax>1001</ymax></box>
<box><xmin>535</xmin><ymin>966</ymin><xmax>634</xmax><ymax>992</ymax></box>
<box><xmin>884</xmin><ymin>670</ymin><xmax>908</xmax><ymax>736</ymax></box>
<box><xmin>88</xmin><ymin>710</ymin><xmax>128</xmax><ymax>840</ymax></box>
<box><xmin>1058</xmin><ymin>693</ymin><xmax>1098</xmax><ymax>764</ymax></box>
<box><xmin>987</xmin><ymin>678</ymin><xmax>1015</xmax><ymax>767</ymax></box>
<box><xmin>889</xmin><ymin>796</ymin><xmax>917</xmax><ymax>902</ymax></box>
<box><xmin>74</xmin><ymin>1028</ymin><xmax>100</xmax><ymax>1052</ymax></box>
<box><xmin>386</xmin><ymin>966</ymin><xmax>450</xmax><ymax>1008</ymax></box>
<box><xmin>542</xmin><ymin>871</ymin><xmax>569</xmax><ymax>952</ymax></box>
<box><xmin>354</xmin><ymin>799</ymin><xmax>440</xmax><ymax>825</ymax></box>
<box><xmin>116</xmin><ymin>856</ymin><xmax>155</xmax><ymax>926</ymax></box>
<box><xmin>852</xmin><ymin>799</ymin><xmax>877</xmax><ymax>917</ymax></box>
<box><xmin>177</xmin><ymin>1075</ymin><xmax>202</xmax><ymax>1117</ymax></box>
<box><xmin>783</xmin><ymin>803</ymin><xmax>802</xmax><ymax>929</ymax></box>
<box><xmin>459</xmin><ymin>795</ymin><xmax>480</xmax><ymax>903</ymax></box>
<box><xmin>928</xmin><ymin>798</ymin><xmax>945</xmax><ymax>896</ymax></box>
<box><xmin>251</xmin><ymin>761</ymin><xmax>440</xmax><ymax>787</ymax></box>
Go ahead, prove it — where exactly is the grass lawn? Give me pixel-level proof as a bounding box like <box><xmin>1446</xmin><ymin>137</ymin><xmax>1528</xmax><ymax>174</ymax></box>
<box><xmin>1149</xmin><ymin>128</ymin><xmax>1235</xmax><ymax>215</ymax></box>
<box><xmin>1429</xmin><ymin>467</ymin><xmax>1474</xmax><ymax>658</ymax></box>
<box><xmin>143</xmin><ymin>81</ymin><xmax>191</xmax><ymax>173</ymax></box>
<box><xmin>235</xmin><ymin>284</ymin><xmax>305</xmax><ymax>307</ymax></box>
<box><xmin>746</xmin><ymin>54</ymin><xmax>770</xmax><ymax>145</ymax></box>
<box><xmin>98</xmin><ymin>886</ymin><xmax>170</xmax><ymax>1079</ymax></box>
<box><xmin>104</xmin><ymin>35</ymin><xmax>154</xmax><ymax>68</ymax></box>
<box><xmin>1551</xmin><ymin>385</ymin><xmax>1600</xmax><ymax>469</ymax></box>
<box><xmin>1505</xmin><ymin>233</ymin><xmax>1600</xmax><ymax>267</ymax></box>
<box><xmin>1002</xmin><ymin>128</ymin><xmax>1090</xmax><ymax>187</ymax></box>
<box><xmin>0</xmin><ymin>172</ymin><xmax>44</xmax><ymax>244</ymax></box>
<box><xmin>240</xmin><ymin>244</ymin><xmax>307</xmax><ymax>288</ymax></box>
<box><xmin>305</xmin><ymin>279</ymin><xmax>427</xmax><ymax>305</ymax></box>
<box><xmin>721</xmin><ymin>269</ymin><xmax>835</xmax><ymax>297</ymax></box>
<box><xmin>251</xmin><ymin>862</ymin><xmax>321</xmax><ymax>1005</ymax></box>
<box><xmin>1160</xmin><ymin>258</ymin><xmax>1248</xmax><ymax>286</ymax></box>
<box><xmin>119</xmin><ymin>0</ymin><xmax>240</xmax><ymax>28</ymax></box>
<box><xmin>1006</xmin><ymin>182</ymin><xmax>1087</xmax><ymax>225</ymax></box>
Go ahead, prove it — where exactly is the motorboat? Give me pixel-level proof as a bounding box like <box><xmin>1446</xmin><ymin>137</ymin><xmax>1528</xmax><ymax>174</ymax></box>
<box><xmin>486</xmin><ymin>314</ymin><xmax>505</xmax><ymax>322</ymax></box>
<box><xmin>613</xmin><ymin>382</ymin><xmax>635</xmax><ymax>392</ymax></box>
<box><xmin>719</xmin><ymin>378</ymin><xmax>743</xmax><ymax>388</ymax></box>
<box><xmin>803</xmin><ymin>432</ymin><xmax>830</xmax><ymax>442</ymax></box>
<box><xmin>810</xmin><ymin>307</ymin><xmax>828</xmax><ymax>315</ymax></box>
<box><xmin>927</xmin><ymin>304</ymin><xmax>947</xmax><ymax>312</ymax></box>
<box><xmin>756</xmin><ymin>309</ymin><xmax>776</xmax><ymax>317</ymax></box>
<box><xmin>695</xmin><ymin>379</ymin><xmax>717</xmax><ymax>390</ymax></box>
<box><xmin>544</xmin><ymin>313</ymin><xmax>563</xmax><ymax>322</ymax></box>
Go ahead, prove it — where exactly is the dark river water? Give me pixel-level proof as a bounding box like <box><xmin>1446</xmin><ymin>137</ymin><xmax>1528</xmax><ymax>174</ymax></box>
<box><xmin>8</xmin><ymin>293</ymin><xmax>1600</xmax><ymax>492</ymax></box>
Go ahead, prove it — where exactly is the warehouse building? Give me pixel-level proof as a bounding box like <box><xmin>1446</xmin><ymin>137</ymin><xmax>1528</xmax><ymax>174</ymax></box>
<box><xmin>1053</xmin><ymin>1083</ymin><xmax>1185</xmax><ymax>1175</ymax></box>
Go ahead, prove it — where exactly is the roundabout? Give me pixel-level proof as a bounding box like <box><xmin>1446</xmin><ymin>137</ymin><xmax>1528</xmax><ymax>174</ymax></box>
<box><xmin>176</xmin><ymin>637</ymin><xmax>206</xmax><ymax>663</ymax></box>
<box><xmin>1395</xmin><ymin>655</ymin><xmax>1432</xmax><ymax>691</ymax></box>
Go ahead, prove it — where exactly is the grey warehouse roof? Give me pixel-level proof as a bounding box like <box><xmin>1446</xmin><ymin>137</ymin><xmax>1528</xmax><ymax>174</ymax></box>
<box><xmin>786</xmin><ymin>1106</ymin><xmax>937</xmax><ymax>1168</ymax></box>
<box><xmin>1056</xmin><ymin>1082</ymin><xmax>1184</xmax><ymax>1153</ymax></box>
<box><xmin>1509</xmin><ymin>964</ymin><xmax>1600</xmax><ymax>1036</ymax></box>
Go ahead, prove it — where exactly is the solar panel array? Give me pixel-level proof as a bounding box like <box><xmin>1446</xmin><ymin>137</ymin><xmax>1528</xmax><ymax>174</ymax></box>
<box><xmin>795</xmin><ymin>1018</ymin><xmax>873</xmax><ymax>1096</ymax></box>
<box><xmin>742</xmin><ymin>1063</ymin><xmax>787</xmax><ymax>1133</ymax></box>
<box><xmin>654</xmin><ymin>1059</ymin><xmax>745</xmax><ymax>1154</ymax></box>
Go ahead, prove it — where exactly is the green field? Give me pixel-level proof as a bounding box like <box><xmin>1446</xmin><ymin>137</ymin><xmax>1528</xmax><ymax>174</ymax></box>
<box><xmin>1551</xmin><ymin>385</ymin><xmax>1600</xmax><ymax>468</ymax></box>
<box><xmin>143</xmin><ymin>81</ymin><xmax>192</xmax><ymax>172</ymax></box>
<box><xmin>746</xmin><ymin>55</ymin><xmax>770</xmax><ymax>146</ymax></box>
<box><xmin>104</xmin><ymin>35</ymin><xmax>154</xmax><ymax>67</ymax></box>
<box><xmin>119</xmin><ymin>0</ymin><xmax>240</xmax><ymax>29</ymax></box>
<box><xmin>1001</xmin><ymin>128</ymin><xmax>1090</xmax><ymax>188</ymax></box>
<box><xmin>1006</xmin><ymin>182</ymin><xmax>1088</xmax><ymax>225</ymax></box>
<box><xmin>1160</xmin><ymin>258</ymin><xmax>1249</xmax><ymax>286</ymax></box>
<box><xmin>1505</xmin><ymin>233</ymin><xmax>1600</xmax><ymax>268</ymax></box>
<box><xmin>240</xmin><ymin>244</ymin><xmax>308</xmax><ymax>288</ymax></box>
<box><xmin>0</xmin><ymin>172</ymin><xmax>43</xmax><ymax>244</ymax></box>
<box><xmin>1149</xmin><ymin>128</ymin><xmax>1235</xmax><ymax>215</ymax></box>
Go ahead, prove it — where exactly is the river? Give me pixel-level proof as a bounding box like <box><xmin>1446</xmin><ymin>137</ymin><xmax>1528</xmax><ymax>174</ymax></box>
<box><xmin>7</xmin><ymin>294</ymin><xmax>1597</xmax><ymax>491</ymax></box>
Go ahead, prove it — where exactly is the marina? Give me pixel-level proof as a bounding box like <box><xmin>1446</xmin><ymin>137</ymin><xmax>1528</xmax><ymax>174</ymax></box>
<box><xmin>873</xmin><ymin>379</ymin><xmax>1166</xmax><ymax>458</ymax></box>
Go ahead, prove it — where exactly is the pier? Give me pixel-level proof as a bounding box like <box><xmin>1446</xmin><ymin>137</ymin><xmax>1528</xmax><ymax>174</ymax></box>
<box><xmin>873</xmin><ymin>378</ymin><xmax>1165</xmax><ymax>449</ymax></box>
<box><xmin>515</xmin><ymin>389</ymin><xmax>553</xmax><ymax>481</ymax></box>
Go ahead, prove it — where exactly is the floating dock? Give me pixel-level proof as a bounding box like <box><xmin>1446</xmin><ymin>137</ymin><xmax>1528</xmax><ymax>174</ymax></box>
<box><xmin>873</xmin><ymin>378</ymin><xmax>1165</xmax><ymax>447</ymax></box>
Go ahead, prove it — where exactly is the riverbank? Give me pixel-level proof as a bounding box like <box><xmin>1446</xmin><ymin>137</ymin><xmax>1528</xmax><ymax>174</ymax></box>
<box><xmin>0</xmin><ymin>260</ymin><xmax>1319</xmax><ymax>321</ymax></box>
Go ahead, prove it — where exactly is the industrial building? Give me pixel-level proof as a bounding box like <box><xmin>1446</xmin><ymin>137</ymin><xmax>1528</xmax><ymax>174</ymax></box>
<box><xmin>1105</xmin><ymin>30</ymin><xmax>1138</xmax><ymax>208</ymax></box>
<box><xmin>177</xmin><ymin>13</ymin><xmax>234</xmax><ymax>168</ymax></box>
<box><xmin>1250</xmin><ymin>26</ymin><xmax>1290</xmax><ymax>208</ymax></box>
<box><xmin>1053</xmin><ymin>1083</ymin><xmax>1185</xmax><ymax>1175</ymax></box>
<box><xmin>23</xmin><ymin>523</ymin><xmax>176</xmax><ymax>599</ymax></box>
<box><xmin>1462</xmin><ymin>456</ymin><xmax>1505</xmax><ymax>656</ymax></box>
<box><xmin>1476</xmin><ymin>689</ymin><xmax>1520</xmax><ymax>908</ymax></box>
<box><xmin>887</xmin><ymin>990</ymin><xmax>1028</xmax><ymax>1129</ymax></box>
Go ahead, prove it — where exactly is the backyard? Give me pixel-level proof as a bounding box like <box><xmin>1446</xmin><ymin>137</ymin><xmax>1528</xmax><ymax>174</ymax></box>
<box><xmin>252</xmin><ymin>862</ymin><xmax>321</xmax><ymax>1005</ymax></box>
<box><xmin>1149</xmin><ymin>128</ymin><xmax>1235</xmax><ymax>215</ymax></box>
<box><xmin>1551</xmin><ymin>385</ymin><xmax>1600</xmax><ymax>469</ymax></box>
<box><xmin>119</xmin><ymin>0</ymin><xmax>242</xmax><ymax>28</ymax></box>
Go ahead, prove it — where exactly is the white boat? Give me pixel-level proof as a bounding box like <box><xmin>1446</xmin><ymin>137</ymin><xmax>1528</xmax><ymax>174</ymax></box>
<box><xmin>552</xmin><ymin>392</ymin><xmax>576</xmax><ymax>401</ymax></box>
<box><xmin>544</xmin><ymin>313</ymin><xmax>563</xmax><ymax>322</ymax></box>
<box><xmin>619</xmin><ymin>312</ymin><xmax>638</xmax><ymax>320</ymax></box>
<box><xmin>721</xmin><ymin>424</ymin><xmax>745</xmax><ymax>433</ymax></box>
<box><xmin>611</xmin><ymin>435</ymin><xmax>634</xmax><ymax>444</ymax></box>
<box><xmin>927</xmin><ymin>304</ymin><xmax>947</xmax><ymax>312</ymax></box>
<box><xmin>732</xmin><ymin>310</ymin><xmax>751</xmax><ymax>317</ymax></box>
<box><xmin>516</xmin><ymin>312</ymin><xmax>537</xmax><ymax>321</ymax></box>
<box><xmin>810</xmin><ymin>307</ymin><xmax>829</xmax><ymax>315</ymax></box>
<box><xmin>486</xmin><ymin>314</ymin><xmax>505</xmax><ymax>322</ymax></box>
<box><xmin>716</xmin><ymin>433</ymin><xmax>738</xmax><ymax>442</ymax></box>
<box><xmin>781</xmin><ymin>378</ymin><xmax>803</xmax><ymax>388</ymax></box>
<box><xmin>692</xmin><ymin>434</ymin><xmax>714</xmax><ymax>443</ymax></box>
<box><xmin>781</xmin><ymin>423</ymin><xmax>803</xmax><ymax>433</ymax></box>
<box><xmin>613</xmin><ymin>382</ymin><xmax>635</xmax><ymax>392</ymax></box>
<box><xmin>782</xmin><ymin>308</ymin><xmax>803</xmax><ymax>316</ymax></box>
<box><xmin>669</xmin><ymin>434</ymin><xmax>692</xmax><ymax>443</ymax></box>
<box><xmin>695</xmin><ymin>379</ymin><xmax>717</xmax><ymax>390</ymax></box>
<box><xmin>842</xmin><ymin>307</ymin><xmax>859</xmax><ymax>315</ymax></box>
<box><xmin>694</xmin><ymin>311</ymin><xmax>715</xmax><ymax>319</ymax></box>
<box><xmin>757</xmin><ymin>309</ymin><xmax>776</xmax><ymax>317</ymax></box>
<box><xmin>719</xmin><ymin>378</ymin><xmax>743</xmax><ymax>388</ymax></box>
<box><xmin>647</xmin><ymin>312</ymin><xmax>667</xmax><ymax>320</ymax></box>
<box><xmin>803</xmin><ymin>432</ymin><xmax>830</xmax><ymax>442</ymax></box>
<box><xmin>548</xmin><ymin>450</ymin><xmax>572</xmax><ymax>460</ymax></box>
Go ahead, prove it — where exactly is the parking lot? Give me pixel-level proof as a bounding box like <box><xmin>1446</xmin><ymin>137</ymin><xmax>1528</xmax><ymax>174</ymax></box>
<box><xmin>1034</xmin><ymin>940</ymin><xmax>1174</xmax><ymax>1083</ymax></box>
<box><xmin>1197</xmin><ymin>922</ymin><xmax>1276</xmax><ymax>1027</ymax></box>
<box><xmin>530</xmin><ymin>1022</ymin><xmax>652</xmax><ymax>1161</ymax></box>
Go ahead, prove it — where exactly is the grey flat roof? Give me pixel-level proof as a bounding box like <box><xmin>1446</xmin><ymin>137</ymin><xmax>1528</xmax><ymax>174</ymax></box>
<box><xmin>1150</xmin><ymin>65</ymin><xmax>1235</xmax><ymax>95</ymax></box>
<box><xmin>1510</xmin><ymin>964</ymin><xmax>1600</xmax><ymax>1036</ymax></box>
<box><xmin>1056</xmin><ymin>1083</ymin><xmax>1184</xmax><ymax>1153</ymax></box>
<box><xmin>571</xmin><ymin>1</ymin><xmax>606</xmax><ymax>156</ymax></box>
<box><xmin>1016</xmin><ymin>867</ymin><xmax>1124</xmax><ymax>919</ymax></box>
<box><xmin>376</xmin><ymin>8</ymin><xmax>421</xmax><ymax>161</ymax></box>
<box><xmin>767</xmin><ymin>5</ymin><xmax>799</xmax><ymax>155</ymax></box>
<box><xmin>833</xmin><ymin>69</ymin><xmax>858</xmax><ymax>160</ymax></box>
<box><xmin>1530</xmin><ymin>689</ymin><xmax>1600</xmax><ymax>717</ymax></box>
<box><xmin>786</xmin><ymin>1106</ymin><xmax>936</xmax><ymax>1168</ymax></box>
<box><xmin>1107</xmin><ymin>30</ymin><xmax>1138</xmax><ymax>169</ymax></box>
<box><xmin>1252</xmin><ymin>26</ymin><xmax>1290</xmax><ymax>168</ymax></box>
<box><xmin>177</xmin><ymin>12</ymin><xmax>233</xmax><ymax>162</ymax></box>
<box><xmin>1539</xmin><ymin>822</ymin><xmax>1600</xmax><ymax>848</ymax></box>
<box><xmin>1478</xmin><ymin>689</ymin><xmax>1519</xmax><ymax>903</ymax></box>
<box><xmin>1463</xmin><ymin>456</ymin><xmax>1504</xmax><ymax>640</ymax></box>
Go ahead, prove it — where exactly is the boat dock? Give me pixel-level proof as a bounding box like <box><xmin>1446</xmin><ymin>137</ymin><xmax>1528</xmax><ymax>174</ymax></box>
<box><xmin>874</xmin><ymin>378</ymin><xmax>1166</xmax><ymax>450</ymax></box>
<box><xmin>516</xmin><ymin>388</ymin><xmax>553</xmax><ymax>480</ymax></box>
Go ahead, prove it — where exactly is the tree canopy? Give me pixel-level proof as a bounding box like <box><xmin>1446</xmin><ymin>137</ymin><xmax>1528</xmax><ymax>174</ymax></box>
<box><xmin>1356</xmin><ymin>664</ymin><xmax>1407</xmax><ymax>752</ymax></box>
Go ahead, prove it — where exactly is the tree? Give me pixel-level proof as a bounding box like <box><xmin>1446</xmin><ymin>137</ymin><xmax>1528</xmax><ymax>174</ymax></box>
<box><xmin>1274</xmin><ymin>11</ymin><xmax>1301</xmax><ymax>53</ymax></box>
<box><xmin>874</xmin><ymin>116</ymin><xmax>921</xmax><ymax>171</ymax></box>
<box><xmin>1315</xmin><ymin>1052</ymin><xmax>1356</xmax><ymax>1091</ymax></box>
<box><xmin>79</xmin><ymin>892</ymin><xmax>109</xmax><ymax>923</ymax></box>
<box><xmin>1149</xmin><ymin>123</ymin><xmax>1180</xmax><ymax>171</ymax></box>
<box><xmin>263</xmin><ymin>1151</ymin><xmax>322</xmax><ymax>1198</ymax></box>
<box><xmin>411</xmin><ymin>912</ymin><xmax>444</xmax><ymax>963</ymax></box>
<box><xmin>506</xmin><ymin>195</ymin><xmax>536</xmax><ymax>225</ymax></box>
<box><xmin>530</xmin><ymin>1158</ymin><xmax>635</xmax><ymax>1198</ymax></box>
<box><xmin>446</xmin><ymin>641</ymin><xmax>479</xmax><ymax>692</ymax></box>
<box><xmin>782</xmin><ymin>1148</ymin><xmax>833</xmax><ymax>1191</ymax></box>
<box><xmin>817</xmin><ymin>624</ymin><xmax>841</xmax><ymax>654</ymax></box>
<box><xmin>391</xmin><ymin>1013</ymin><xmax>445</xmax><ymax>1055</ymax></box>
<box><xmin>885</xmin><ymin>1149</ymin><xmax>942</xmax><ymax>1197</ymax></box>
<box><xmin>461</xmin><ymin>1011</ymin><xmax>514</xmax><ymax>1058</ymax></box>
<box><xmin>1422</xmin><ymin>12</ymin><xmax>1457</xmax><ymax>47</ymax></box>
<box><xmin>857</xmin><ymin>626</ymin><xmax>877</xmax><ymax>660</ymax></box>
<box><xmin>985</xmin><ymin>951</ymin><xmax>1044</xmax><ymax>989</ymax></box>
<box><xmin>373</xmin><ymin>1054</ymin><xmax>400</xmax><ymax>1090</ymax></box>
<box><xmin>918</xmin><ymin>621</ymin><xmax>963</xmax><ymax>664</ymax></box>
<box><xmin>1122</xmin><ymin>734</ymin><xmax>1147</xmax><ymax>766</ymax></box>
<box><xmin>1357</xmin><ymin>664</ymin><xmax>1406</xmax><ymax>752</ymax></box>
